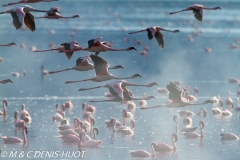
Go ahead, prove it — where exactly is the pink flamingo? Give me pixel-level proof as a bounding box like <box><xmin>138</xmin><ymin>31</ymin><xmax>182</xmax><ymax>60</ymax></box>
<box><xmin>15</xmin><ymin>111</ymin><xmax>25</xmax><ymax>129</ymax></box>
<box><xmin>61</xmin><ymin>37</ymin><xmax>137</xmax><ymax>56</ymax></box>
<box><xmin>182</xmin><ymin>120</ymin><xmax>204</xmax><ymax>139</ymax></box>
<box><xmin>34</xmin><ymin>41</ymin><xmax>80</xmax><ymax>59</ymax></box>
<box><xmin>60</xmin><ymin>134</ymin><xmax>80</xmax><ymax>143</ymax></box>
<box><xmin>2</xmin><ymin>0</ymin><xmax>58</xmax><ymax>7</ymax></box>
<box><xmin>129</xmin><ymin>26</ymin><xmax>180</xmax><ymax>48</ymax></box>
<box><xmin>36</xmin><ymin>7</ymin><xmax>80</xmax><ymax>19</ymax></box>
<box><xmin>188</xmin><ymin>87</ymin><xmax>198</xmax><ymax>102</ymax></box>
<box><xmin>82</xmin><ymin>103</ymin><xmax>96</xmax><ymax>113</ymax></box>
<box><xmin>169</xmin><ymin>4</ymin><xmax>221</xmax><ymax>22</ymax></box>
<box><xmin>48</xmin><ymin>55</ymin><xmax>124</xmax><ymax>74</ymax></box>
<box><xmin>20</xmin><ymin>104</ymin><xmax>31</xmax><ymax>122</ymax></box>
<box><xmin>2</xmin><ymin>122</ymin><xmax>28</xmax><ymax>144</ymax></box>
<box><xmin>225</xmin><ymin>91</ymin><xmax>233</xmax><ymax>111</ymax></box>
<box><xmin>78</xmin><ymin>132</ymin><xmax>102</xmax><ymax>147</ymax></box>
<box><xmin>0</xmin><ymin>79</ymin><xmax>13</xmax><ymax>84</ymax></box>
<box><xmin>141</xmin><ymin>82</ymin><xmax>213</xmax><ymax>109</ymax></box>
<box><xmin>65</xmin><ymin>55</ymin><xmax>141</xmax><ymax>84</ymax></box>
<box><xmin>129</xmin><ymin>142</ymin><xmax>157</xmax><ymax>158</ymax></box>
<box><xmin>155</xmin><ymin>133</ymin><xmax>178</xmax><ymax>152</ymax></box>
<box><xmin>0</xmin><ymin>100</ymin><xmax>7</xmax><ymax>116</ymax></box>
<box><xmin>139</xmin><ymin>93</ymin><xmax>148</xmax><ymax>108</ymax></box>
<box><xmin>0</xmin><ymin>42</ymin><xmax>16</xmax><ymax>46</ymax></box>
<box><xmin>0</xmin><ymin>5</ymin><xmax>49</xmax><ymax>32</ymax></box>
<box><xmin>64</xmin><ymin>100</ymin><xmax>73</xmax><ymax>110</ymax></box>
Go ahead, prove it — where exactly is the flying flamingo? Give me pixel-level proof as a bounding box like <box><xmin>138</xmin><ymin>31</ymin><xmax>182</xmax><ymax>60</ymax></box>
<box><xmin>79</xmin><ymin>80</ymin><xmax>156</xmax><ymax>103</ymax></box>
<box><xmin>129</xmin><ymin>142</ymin><xmax>157</xmax><ymax>158</ymax></box>
<box><xmin>141</xmin><ymin>82</ymin><xmax>213</xmax><ymax>109</ymax></box>
<box><xmin>61</xmin><ymin>37</ymin><xmax>137</xmax><ymax>56</ymax></box>
<box><xmin>220</xmin><ymin>132</ymin><xmax>239</xmax><ymax>139</ymax></box>
<box><xmin>2</xmin><ymin>122</ymin><xmax>28</xmax><ymax>144</ymax></box>
<box><xmin>169</xmin><ymin>4</ymin><xmax>221</xmax><ymax>22</ymax></box>
<box><xmin>0</xmin><ymin>42</ymin><xmax>16</xmax><ymax>46</ymax></box>
<box><xmin>128</xmin><ymin>26</ymin><xmax>180</xmax><ymax>48</ymax></box>
<box><xmin>65</xmin><ymin>55</ymin><xmax>141</xmax><ymax>84</ymax></box>
<box><xmin>48</xmin><ymin>55</ymin><xmax>124</xmax><ymax>74</ymax></box>
<box><xmin>0</xmin><ymin>79</ymin><xmax>13</xmax><ymax>84</ymax></box>
<box><xmin>182</xmin><ymin>120</ymin><xmax>204</xmax><ymax>139</ymax></box>
<box><xmin>0</xmin><ymin>100</ymin><xmax>7</xmax><ymax>116</ymax></box>
<box><xmin>155</xmin><ymin>133</ymin><xmax>178</xmax><ymax>152</ymax></box>
<box><xmin>2</xmin><ymin>0</ymin><xmax>58</xmax><ymax>7</ymax></box>
<box><xmin>0</xmin><ymin>5</ymin><xmax>49</xmax><ymax>32</ymax></box>
<box><xmin>34</xmin><ymin>41</ymin><xmax>80</xmax><ymax>59</ymax></box>
<box><xmin>36</xmin><ymin>7</ymin><xmax>80</xmax><ymax>19</ymax></box>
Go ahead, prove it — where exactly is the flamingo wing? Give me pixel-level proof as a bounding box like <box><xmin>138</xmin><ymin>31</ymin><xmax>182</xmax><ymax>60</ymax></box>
<box><xmin>61</xmin><ymin>43</ymin><xmax>73</xmax><ymax>59</ymax></box>
<box><xmin>154</xmin><ymin>31</ymin><xmax>164</xmax><ymax>48</ymax></box>
<box><xmin>108</xmin><ymin>82</ymin><xmax>124</xmax><ymax>100</ymax></box>
<box><xmin>11</xmin><ymin>8</ymin><xmax>25</xmax><ymax>29</ymax></box>
<box><xmin>88</xmin><ymin>38</ymin><xmax>101</xmax><ymax>49</ymax></box>
<box><xmin>167</xmin><ymin>82</ymin><xmax>182</xmax><ymax>102</ymax></box>
<box><xmin>76</xmin><ymin>56</ymin><xmax>90</xmax><ymax>66</ymax></box>
<box><xmin>24</xmin><ymin>12</ymin><xmax>35</xmax><ymax>31</ymax></box>
<box><xmin>147</xmin><ymin>28</ymin><xmax>153</xmax><ymax>40</ymax></box>
<box><xmin>90</xmin><ymin>54</ymin><xmax>108</xmax><ymax>76</ymax></box>
<box><xmin>191</xmin><ymin>8</ymin><xmax>202</xmax><ymax>22</ymax></box>
<box><xmin>122</xmin><ymin>87</ymin><xmax>132</xmax><ymax>101</ymax></box>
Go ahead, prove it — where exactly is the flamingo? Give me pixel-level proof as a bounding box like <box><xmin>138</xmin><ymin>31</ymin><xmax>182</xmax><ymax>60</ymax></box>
<box><xmin>58</xmin><ymin>117</ymin><xmax>79</xmax><ymax>131</ymax></box>
<box><xmin>52</xmin><ymin>104</ymin><xmax>65</xmax><ymax>122</ymax></box>
<box><xmin>173</xmin><ymin>115</ymin><xmax>197</xmax><ymax>133</ymax></box>
<box><xmin>111</xmin><ymin>118</ymin><xmax>134</xmax><ymax>132</ymax></box>
<box><xmin>2</xmin><ymin>0</ymin><xmax>58</xmax><ymax>7</ymax></box>
<box><xmin>0</xmin><ymin>79</ymin><xmax>13</xmax><ymax>84</ymax></box>
<box><xmin>64</xmin><ymin>100</ymin><xmax>73</xmax><ymax>110</ymax></box>
<box><xmin>196</xmin><ymin>108</ymin><xmax>207</xmax><ymax>117</ymax></box>
<box><xmin>15</xmin><ymin>111</ymin><xmax>25</xmax><ymax>129</ymax></box>
<box><xmin>60</xmin><ymin>134</ymin><xmax>80</xmax><ymax>143</ymax></box>
<box><xmin>220</xmin><ymin>132</ymin><xmax>239</xmax><ymax>139</ymax></box>
<box><xmin>0</xmin><ymin>42</ymin><xmax>16</xmax><ymax>46</ymax></box>
<box><xmin>141</xmin><ymin>82</ymin><xmax>213</xmax><ymax>109</ymax></box>
<box><xmin>228</xmin><ymin>78</ymin><xmax>239</xmax><ymax>84</ymax></box>
<box><xmin>235</xmin><ymin>98</ymin><xmax>240</xmax><ymax>111</ymax></box>
<box><xmin>65</xmin><ymin>55</ymin><xmax>141</xmax><ymax>84</ymax></box>
<box><xmin>182</xmin><ymin>120</ymin><xmax>204</xmax><ymax>139</ymax></box>
<box><xmin>61</xmin><ymin>37</ymin><xmax>137</xmax><ymax>56</ymax></box>
<box><xmin>177</xmin><ymin>110</ymin><xmax>195</xmax><ymax>117</ymax></box>
<box><xmin>237</xmin><ymin>84</ymin><xmax>240</xmax><ymax>97</ymax></box>
<box><xmin>2</xmin><ymin>122</ymin><xmax>28</xmax><ymax>144</ymax></box>
<box><xmin>0</xmin><ymin>100</ymin><xmax>7</xmax><ymax>116</ymax></box>
<box><xmin>34</xmin><ymin>41</ymin><xmax>81</xmax><ymax>59</ymax></box>
<box><xmin>105</xmin><ymin>118</ymin><xmax>123</xmax><ymax>127</ymax></box>
<box><xmin>155</xmin><ymin>133</ymin><xmax>178</xmax><ymax>152</ymax></box>
<box><xmin>169</xmin><ymin>4</ymin><xmax>221</xmax><ymax>22</ymax></box>
<box><xmin>188</xmin><ymin>87</ymin><xmax>198</xmax><ymax>102</ymax></box>
<box><xmin>48</xmin><ymin>56</ymin><xmax>124</xmax><ymax>74</ymax></box>
<box><xmin>85</xmin><ymin>80</ymin><xmax>156</xmax><ymax>103</ymax></box>
<box><xmin>0</xmin><ymin>5</ymin><xmax>49</xmax><ymax>31</ymax></box>
<box><xmin>212</xmin><ymin>96</ymin><xmax>223</xmax><ymax>114</ymax></box>
<box><xmin>129</xmin><ymin>26</ymin><xmax>180</xmax><ymax>48</ymax></box>
<box><xmin>36</xmin><ymin>7</ymin><xmax>80</xmax><ymax>19</ymax></box>
<box><xmin>129</xmin><ymin>142</ymin><xmax>157</xmax><ymax>158</ymax></box>
<box><xmin>78</xmin><ymin>132</ymin><xmax>102</xmax><ymax>147</ymax></box>
<box><xmin>225</xmin><ymin>91</ymin><xmax>233</xmax><ymax>111</ymax></box>
<box><xmin>82</xmin><ymin>103</ymin><xmax>96</xmax><ymax>113</ymax></box>
<box><xmin>122</xmin><ymin>120</ymin><xmax>134</xmax><ymax>135</ymax></box>
<box><xmin>20</xmin><ymin>104</ymin><xmax>31</xmax><ymax>122</ymax></box>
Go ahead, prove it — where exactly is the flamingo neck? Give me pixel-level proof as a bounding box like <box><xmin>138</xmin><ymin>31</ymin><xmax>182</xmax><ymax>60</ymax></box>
<box><xmin>151</xmin><ymin>143</ymin><xmax>156</xmax><ymax>157</ymax></box>
<box><xmin>200</xmin><ymin>128</ymin><xmax>204</xmax><ymax>139</ymax></box>
<box><xmin>3</xmin><ymin>104</ymin><xmax>6</xmax><ymax>116</ymax></box>
<box><xmin>203</xmin><ymin>7</ymin><xmax>218</xmax><ymax>10</ymax></box>
<box><xmin>172</xmin><ymin>136</ymin><xmax>177</xmax><ymax>150</ymax></box>
<box><xmin>22</xmin><ymin>128</ymin><xmax>27</xmax><ymax>144</ymax></box>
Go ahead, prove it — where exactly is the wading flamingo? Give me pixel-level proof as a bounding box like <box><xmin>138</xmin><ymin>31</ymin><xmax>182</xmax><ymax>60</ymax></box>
<box><xmin>169</xmin><ymin>4</ymin><xmax>221</xmax><ymax>22</ymax></box>
<box><xmin>182</xmin><ymin>120</ymin><xmax>204</xmax><ymax>139</ymax></box>
<box><xmin>34</xmin><ymin>41</ymin><xmax>81</xmax><ymax>59</ymax></box>
<box><xmin>129</xmin><ymin>26</ymin><xmax>180</xmax><ymax>48</ymax></box>
<box><xmin>225</xmin><ymin>91</ymin><xmax>233</xmax><ymax>111</ymax></box>
<box><xmin>65</xmin><ymin>55</ymin><xmax>141</xmax><ymax>84</ymax></box>
<box><xmin>48</xmin><ymin>56</ymin><xmax>124</xmax><ymax>74</ymax></box>
<box><xmin>173</xmin><ymin>115</ymin><xmax>197</xmax><ymax>133</ymax></box>
<box><xmin>0</xmin><ymin>100</ymin><xmax>7</xmax><ymax>116</ymax></box>
<box><xmin>0</xmin><ymin>5</ymin><xmax>49</xmax><ymax>31</ymax></box>
<box><xmin>61</xmin><ymin>37</ymin><xmax>137</xmax><ymax>56</ymax></box>
<box><xmin>0</xmin><ymin>79</ymin><xmax>13</xmax><ymax>84</ymax></box>
<box><xmin>155</xmin><ymin>133</ymin><xmax>178</xmax><ymax>152</ymax></box>
<box><xmin>111</xmin><ymin>118</ymin><xmax>134</xmax><ymax>132</ymax></box>
<box><xmin>36</xmin><ymin>7</ymin><xmax>80</xmax><ymax>19</ymax></box>
<box><xmin>2</xmin><ymin>0</ymin><xmax>58</xmax><ymax>7</ymax></box>
<box><xmin>235</xmin><ymin>98</ymin><xmax>240</xmax><ymax>111</ymax></box>
<box><xmin>0</xmin><ymin>42</ymin><xmax>16</xmax><ymax>46</ymax></box>
<box><xmin>15</xmin><ymin>111</ymin><xmax>25</xmax><ymax>129</ymax></box>
<box><xmin>220</xmin><ymin>132</ymin><xmax>239</xmax><ymax>140</ymax></box>
<box><xmin>122</xmin><ymin>120</ymin><xmax>135</xmax><ymax>135</ymax></box>
<box><xmin>2</xmin><ymin>122</ymin><xmax>28</xmax><ymax>144</ymax></box>
<box><xmin>142</xmin><ymin>82</ymin><xmax>213</xmax><ymax>109</ymax></box>
<box><xmin>129</xmin><ymin>142</ymin><xmax>157</xmax><ymax>158</ymax></box>
<box><xmin>20</xmin><ymin>104</ymin><xmax>31</xmax><ymax>123</ymax></box>
<box><xmin>82</xmin><ymin>103</ymin><xmax>96</xmax><ymax>113</ymax></box>
<box><xmin>78</xmin><ymin>132</ymin><xmax>102</xmax><ymax>147</ymax></box>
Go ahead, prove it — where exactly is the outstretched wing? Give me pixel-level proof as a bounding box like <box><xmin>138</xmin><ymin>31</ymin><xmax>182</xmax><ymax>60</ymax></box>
<box><xmin>61</xmin><ymin>43</ymin><xmax>73</xmax><ymax>59</ymax></box>
<box><xmin>192</xmin><ymin>8</ymin><xmax>202</xmax><ymax>22</ymax></box>
<box><xmin>90</xmin><ymin>54</ymin><xmax>108</xmax><ymax>76</ymax></box>
<box><xmin>108</xmin><ymin>82</ymin><xmax>123</xmax><ymax>100</ymax></box>
<box><xmin>167</xmin><ymin>82</ymin><xmax>183</xmax><ymax>102</ymax></box>
<box><xmin>122</xmin><ymin>87</ymin><xmax>132</xmax><ymax>101</ymax></box>
<box><xmin>154</xmin><ymin>31</ymin><xmax>164</xmax><ymax>48</ymax></box>
<box><xmin>88</xmin><ymin>37</ymin><xmax>102</xmax><ymax>49</ymax></box>
<box><xmin>76</xmin><ymin>56</ymin><xmax>90</xmax><ymax>66</ymax></box>
<box><xmin>24</xmin><ymin>12</ymin><xmax>35</xmax><ymax>32</ymax></box>
<box><xmin>11</xmin><ymin>8</ymin><xmax>25</xmax><ymax>30</ymax></box>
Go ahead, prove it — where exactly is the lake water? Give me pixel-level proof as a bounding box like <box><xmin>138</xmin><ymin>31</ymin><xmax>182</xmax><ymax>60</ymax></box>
<box><xmin>0</xmin><ymin>0</ymin><xmax>240</xmax><ymax>160</ymax></box>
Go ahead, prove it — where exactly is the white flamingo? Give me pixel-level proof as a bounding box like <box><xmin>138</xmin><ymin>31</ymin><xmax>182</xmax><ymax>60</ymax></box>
<box><xmin>182</xmin><ymin>120</ymin><xmax>204</xmax><ymax>139</ymax></box>
<box><xmin>122</xmin><ymin>120</ymin><xmax>135</xmax><ymax>135</ymax></box>
<box><xmin>78</xmin><ymin>132</ymin><xmax>102</xmax><ymax>147</ymax></box>
<box><xmin>65</xmin><ymin>55</ymin><xmax>141</xmax><ymax>84</ymax></box>
<box><xmin>129</xmin><ymin>142</ymin><xmax>157</xmax><ymax>158</ymax></box>
<box><xmin>0</xmin><ymin>5</ymin><xmax>49</xmax><ymax>31</ymax></box>
<box><xmin>0</xmin><ymin>100</ymin><xmax>7</xmax><ymax>116</ymax></box>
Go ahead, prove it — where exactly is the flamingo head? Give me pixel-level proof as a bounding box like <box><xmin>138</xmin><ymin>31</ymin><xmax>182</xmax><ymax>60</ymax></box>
<box><xmin>146</xmin><ymin>96</ymin><xmax>156</xmax><ymax>100</ymax></box>
<box><xmin>127</xmin><ymin>47</ymin><xmax>137</xmax><ymax>50</ymax></box>
<box><xmin>147</xmin><ymin>82</ymin><xmax>159</xmax><ymax>87</ymax></box>
<box><xmin>131</xmin><ymin>74</ymin><xmax>141</xmax><ymax>78</ymax></box>
<box><xmin>3</xmin><ymin>99</ymin><xmax>8</xmax><ymax>106</ymax></box>
<box><xmin>195</xmin><ymin>87</ymin><xmax>199</xmax><ymax>94</ymax></box>
<box><xmin>215</xmin><ymin>7</ymin><xmax>221</xmax><ymax>10</ymax></box>
<box><xmin>50</xmin><ymin>7</ymin><xmax>60</xmax><ymax>13</ymax></box>
<box><xmin>73</xmin><ymin>15</ymin><xmax>80</xmax><ymax>18</ymax></box>
<box><xmin>172</xmin><ymin>133</ymin><xmax>178</xmax><ymax>142</ymax></box>
<box><xmin>174</xmin><ymin>30</ymin><xmax>180</xmax><ymax>33</ymax></box>
<box><xmin>6</xmin><ymin>79</ymin><xmax>13</xmax><ymax>83</ymax></box>
<box><xmin>110</xmin><ymin>118</ymin><xmax>117</xmax><ymax>126</ymax></box>
<box><xmin>8</xmin><ymin>42</ymin><xmax>16</xmax><ymax>46</ymax></box>
<box><xmin>82</xmin><ymin>102</ymin><xmax>87</xmax><ymax>110</ymax></box>
<box><xmin>93</xmin><ymin>127</ymin><xmax>99</xmax><ymax>135</ymax></box>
